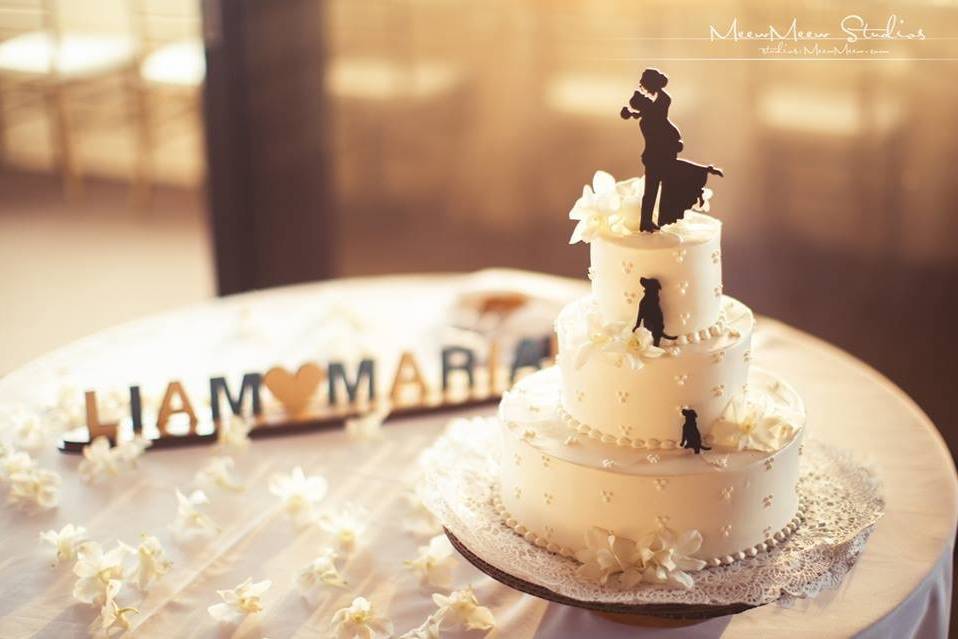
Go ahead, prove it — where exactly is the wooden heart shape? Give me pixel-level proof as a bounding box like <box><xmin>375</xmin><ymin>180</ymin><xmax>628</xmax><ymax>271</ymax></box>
<box><xmin>263</xmin><ymin>363</ymin><xmax>324</xmax><ymax>415</ymax></box>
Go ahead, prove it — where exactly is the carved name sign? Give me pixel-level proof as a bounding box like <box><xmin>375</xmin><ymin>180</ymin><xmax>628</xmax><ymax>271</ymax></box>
<box><xmin>59</xmin><ymin>336</ymin><xmax>555</xmax><ymax>453</ymax></box>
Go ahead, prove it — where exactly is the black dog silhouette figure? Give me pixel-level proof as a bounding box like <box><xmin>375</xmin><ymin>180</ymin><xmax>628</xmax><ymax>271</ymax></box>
<box><xmin>633</xmin><ymin>277</ymin><xmax>676</xmax><ymax>347</ymax></box>
<box><xmin>680</xmin><ymin>408</ymin><xmax>710</xmax><ymax>454</ymax></box>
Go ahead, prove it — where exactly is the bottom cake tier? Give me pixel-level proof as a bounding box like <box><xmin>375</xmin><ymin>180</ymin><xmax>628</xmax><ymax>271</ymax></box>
<box><xmin>497</xmin><ymin>366</ymin><xmax>806</xmax><ymax>566</ymax></box>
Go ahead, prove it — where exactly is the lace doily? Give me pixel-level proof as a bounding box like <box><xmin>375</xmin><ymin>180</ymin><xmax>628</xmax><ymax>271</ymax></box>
<box><xmin>419</xmin><ymin>419</ymin><xmax>884</xmax><ymax>608</ymax></box>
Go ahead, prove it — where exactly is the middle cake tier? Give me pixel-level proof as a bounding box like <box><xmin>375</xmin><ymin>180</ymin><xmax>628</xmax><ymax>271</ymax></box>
<box><xmin>555</xmin><ymin>295</ymin><xmax>754</xmax><ymax>447</ymax></box>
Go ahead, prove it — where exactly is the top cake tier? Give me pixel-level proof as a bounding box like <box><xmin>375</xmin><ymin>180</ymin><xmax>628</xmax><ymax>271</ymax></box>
<box><xmin>589</xmin><ymin>212</ymin><xmax>723</xmax><ymax>341</ymax></box>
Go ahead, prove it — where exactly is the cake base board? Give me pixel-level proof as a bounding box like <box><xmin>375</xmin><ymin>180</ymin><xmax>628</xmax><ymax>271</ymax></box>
<box><xmin>444</xmin><ymin>528</ymin><xmax>757</xmax><ymax>622</ymax></box>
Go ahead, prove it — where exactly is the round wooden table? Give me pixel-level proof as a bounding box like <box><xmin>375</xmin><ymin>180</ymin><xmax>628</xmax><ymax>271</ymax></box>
<box><xmin>0</xmin><ymin>271</ymin><xmax>954</xmax><ymax>638</ymax></box>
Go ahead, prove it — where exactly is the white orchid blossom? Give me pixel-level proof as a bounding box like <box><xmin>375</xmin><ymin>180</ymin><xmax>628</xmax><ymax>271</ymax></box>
<box><xmin>569</xmin><ymin>170</ymin><xmax>621</xmax><ymax>244</ymax></box>
<box><xmin>40</xmin><ymin>523</ymin><xmax>88</xmax><ymax>567</ymax></box>
<box><xmin>268</xmin><ymin>466</ymin><xmax>328</xmax><ymax>527</ymax></box>
<box><xmin>72</xmin><ymin>542</ymin><xmax>130</xmax><ymax>605</ymax></box>
<box><xmin>574</xmin><ymin>526</ymin><xmax>706</xmax><ymax>590</ymax></box>
<box><xmin>712</xmin><ymin>393</ymin><xmax>799</xmax><ymax>452</ymax></box>
<box><xmin>89</xmin><ymin>578</ymin><xmax>138</xmax><ymax>638</ymax></box>
<box><xmin>404</xmin><ymin>534</ymin><xmax>458</xmax><ymax>589</ymax></box>
<box><xmin>330</xmin><ymin>596</ymin><xmax>393</xmax><ymax>639</ymax></box>
<box><xmin>194</xmin><ymin>456</ymin><xmax>245</xmax><ymax>492</ymax></box>
<box><xmin>170</xmin><ymin>489</ymin><xmax>219</xmax><ymax>543</ymax></box>
<box><xmin>320</xmin><ymin>504</ymin><xmax>369</xmax><ymax>553</ymax></box>
<box><xmin>431</xmin><ymin>587</ymin><xmax>496</xmax><ymax>632</ymax></box>
<box><xmin>575</xmin><ymin>312</ymin><xmax>665</xmax><ymax>371</ymax></box>
<box><xmin>127</xmin><ymin>535</ymin><xmax>172</xmax><ymax>591</ymax></box>
<box><xmin>8</xmin><ymin>466</ymin><xmax>60</xmax><ymax>510</ymax></box>
<box><xmin>78</xmin><ymin>437</ymin><xmax>121</xmax><ymax>483</ymax></box>
<box><xmin>297</xmin><ymin>548</ymin><xmax>347</xmax><ymax>602</ymax></box>
<box><xmin>207</xmin><ymin>577</ymin><xmax>271</xmax><ymax>624</ymax></box>
<box><xmin>636</xmin><ymin>528</ymin><xmax>707</xmax><ymax>590</ymax></box>
<box><xmin>217</xmin><ymin>415</ymin><xmax>252</xmax><ymax>449</ymax></box>
<box><xmin>345</xmin><ymin>404</ymin><xmax>391</xmax><ymax>442</ymax></box>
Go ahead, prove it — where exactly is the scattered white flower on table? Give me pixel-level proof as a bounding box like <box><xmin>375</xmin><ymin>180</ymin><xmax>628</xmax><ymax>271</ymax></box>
<box><xmin>207</xmin><ymin>577</ymin><xmax>271</xmax><ymax>624</ymax></box>
<box><xmin>345</xmin><ymin>404</ymin><xmax>390</xmax><ymax>443</ymax></box>
<box><xmin>330</xmin><ymin>596</ymin><xmax>393</xmax><ymax>639</ymax></box>
<box><xmin>320</xmin><ymin>504</ymin><xmax>369</xmax><ymax>553</ymax></box>
<box><xmin>574</xmin><ymin>526</ymin><xmax>644</xmax><ymax>587</ymax></box>
<box><xmin>636</xmin><ymin>528</ymin><xmax>707</xmax><ymax>590</ymax></box>
<box><xmin>0</xmin><ymin>448</ymin><xmax>36</xmax><ymax>480</ymax></box>
<box><xmin>405</xmin><ymin>534</ymin><xmax>458</xmax><ymax>589</ymax></box>
<box><xmin>48</xmin><ymin>383</ymin><xmax>86</xmax><ymax>429</ymax></box>
<box><xmin>112</xmin><ymin>435</ymin><xmax>152</xmax><ymax>465</ymax></box>
<box><xmin>712</xmin><ymin>393</ymin><xmax>799</xmax><ymax>453</ymax></box>
<box><xmin>40</xmin><ymin>523</ymin><xmax>88</xmax><ymax>566</ymax></box>
<box><xmin>6</xmin><ymin>412</ymin><xmax>48</xmax><ymax>451</ymax></box>
<box><xmin>268</xmin><ymin>466</ymin><xmax>328</xmax><ymax>527</ymax></box>
<box><xmin>73</xmin><ymin>542</ymin><xmax>130</xmax><ymax>605</ymax></box>
<box><xmin>195</xmin><ymin>456</ymin><xmax>245</xmax><ymax>492</ymax></box>
<box><xmin>89</xmin><ymin>578</ymin><xmax>137</xmax><ymax>638</ymax></box>
<box><xmin>432</xmin><ymin>587</ymin><xmax>496</xmax><ymax>632</ymax></box>
<box><xmin>568</xmin><ymin>170</ymin><xmax>622</xmax><ymax>244</ymax></box>
<box><xmin>8</xmin><ymin>466</ymin><xmax>60</xmax><ymax>510</ymax></box>
<box><xmin>575</xmin><ymin>312</ymin><xmax>664</xmax><ymax>371</ymax></box>
<box><xmin>127</xmin><ymin>534</ymin><xmax>172</xmax><ymax>591</ymax></box>
<box><xmin>217</xmin><ymin>415</ymin><xmax>252</xmax><ymax>449</ymax></box>
<box><xmin>78</xmin><ymin>437</ymin><xmax>121</xmax><ymax>483</ymax></box>
<box><xmin>398</xmin><ymin>622</ymin><xmax>441</xmax><ymax>639</ymax></box>
<box><xmin>170</xmin><ymin>489</ymin><xmax>219</xmax><ymax>543</ymax></box>
<box><xmin>297</xmin><ymin>548</ymin><xmax>347</xmax><ymax>602</ymax></box>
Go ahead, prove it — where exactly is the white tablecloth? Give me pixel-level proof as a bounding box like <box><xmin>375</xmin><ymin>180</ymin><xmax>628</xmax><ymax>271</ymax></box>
<box><xmin>0</xmin><ymin>271</ymin><xmax>954</xmax><ymax>638</ymax></box>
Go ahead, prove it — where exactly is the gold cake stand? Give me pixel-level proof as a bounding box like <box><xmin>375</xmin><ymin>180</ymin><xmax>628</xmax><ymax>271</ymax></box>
<box><xmin>444</xmin><ymin>528</ymin><xmax>758</xmax><ymax>624</ymax></box>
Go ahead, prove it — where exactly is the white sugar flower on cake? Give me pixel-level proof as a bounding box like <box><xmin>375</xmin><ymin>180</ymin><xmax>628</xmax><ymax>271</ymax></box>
<box><xmin>170</xmin><ymin>489</ymin><xmax>219</xmax><ymax>543</ymax></box>
<box><xmin>575</xmin><ymin>311</ymin><xmax>664</xmax><ymax>371</ymax></box>
<box><xmin>569</xmin><ymin>171</ymin><xmax>628</xmax><ymax>244</ymax></box>
<box><xmin>575</xmin><ymin>527</ymin><xmax>645</xmax><ymax>587</ymax></box>
<box><xmin>73</xmin><ymin>541</ymin><xmax>130</xmax><ymax>605</ymax></box>
<box><xmin>40</xmin><ymin>523</ymin><xmax>88</xmax><ymax>567</ymax></box>
<box><xmin>712</xmin><ymin>392</ymin><xmax>799</xmax><ymax>452</ymax></box>
<box><xmin>126</xmin><ymin>535</ymin><xmax>172</xmax><ymax>592</ymax></box>
<box><xmin>113</xmin><ymin>435</ymin><xmax>151</xmax><ymax>464</ymax></box>
<box><xmin>575</xmin><ymin>526</ymin><xmax>705</xmax><ymax>590</ymax></box>
<box><xmin>195</xmin><ymin>456</ymin><xmax>245</xmax><ymax>492</ymax></box>
<box><xmin>405</xmin><ymin>534</ymin><xmax>458</xmax><ymax>589</ymax></box>
<box><xmin>636</xmin><ymin>528</ymin><xmax>707</xmax><ymax>590</ymax></box>
<box><xmin>297</xmin><ymin>548</ymin><xmax>347</xmax><ymax>602</ymax></box>
<box><xmin>89</xmin><ymin>578</ymin><xmax>138</xmax><ymax>638</ymax></box>
<box><xmin>330</xmin><ymin>596</ymin><xmax>393</xmax><ymax>639</ymax></box>
<box><xmin>268</xmin><ymin>466</ymin><xmax>328</xmax><ymax>527</ymax></box>
<box><xmin>207</xmin><ymin>577</ymin><xmax>271</xmax><ymax>624</ymax></box>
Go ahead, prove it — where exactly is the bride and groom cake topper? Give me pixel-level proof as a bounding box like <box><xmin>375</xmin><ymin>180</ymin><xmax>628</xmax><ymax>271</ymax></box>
<box><xmin>621</xmin><ymin>68</ymin><xmax>724</xmax><ymax>232</ymax></box>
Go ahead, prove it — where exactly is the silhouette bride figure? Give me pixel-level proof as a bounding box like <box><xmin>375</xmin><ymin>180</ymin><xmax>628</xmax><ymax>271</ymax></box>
<box><xmin>621</xmin><ymin>68</ymin><xmax>723</xmax><ymax>231</ymax></box>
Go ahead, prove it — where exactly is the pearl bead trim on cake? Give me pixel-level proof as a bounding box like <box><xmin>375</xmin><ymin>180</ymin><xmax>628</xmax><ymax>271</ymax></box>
<box><xmin>558</xmin><ymin>406</ymin><xmax>715</xmax><ymax>451</ymax></box>
<box><xmin>492</xmin><ymin>489</ymin><xmax>806</xmax><ymax>568</ymax></box>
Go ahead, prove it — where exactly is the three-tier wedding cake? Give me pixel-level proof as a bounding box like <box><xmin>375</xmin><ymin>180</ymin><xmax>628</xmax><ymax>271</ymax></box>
<box><xmin>493</xmin><ymin>171</ymin><xmax>806</xmax><ymax>588</ymax></box>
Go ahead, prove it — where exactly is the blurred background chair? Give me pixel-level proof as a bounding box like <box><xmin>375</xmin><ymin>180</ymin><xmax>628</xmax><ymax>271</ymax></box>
<box><xmin>0</xmin><ymin>0</ymin><xmax>139</xmax><ymax>198</ymax></box>
<box><xmin>131</xmin><ymin>0</ymin><xmax>203</xmax><ymax>204</ymax></box>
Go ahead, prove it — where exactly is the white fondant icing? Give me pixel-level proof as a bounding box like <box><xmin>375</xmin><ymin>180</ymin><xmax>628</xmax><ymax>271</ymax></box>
<box><xmin>553</xmin><ymin>296</ymin><xmax>753</xmax><ymax>444</ymax></box>
<box><xmin>589</xmin><ymin>212</ymin><xmax>723</xmax><ymax>335</ymax></box>
<box><xmin>497</xmin><ymin>368</ymin><xmax>806</xmax><ymax>561</ymax></box>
